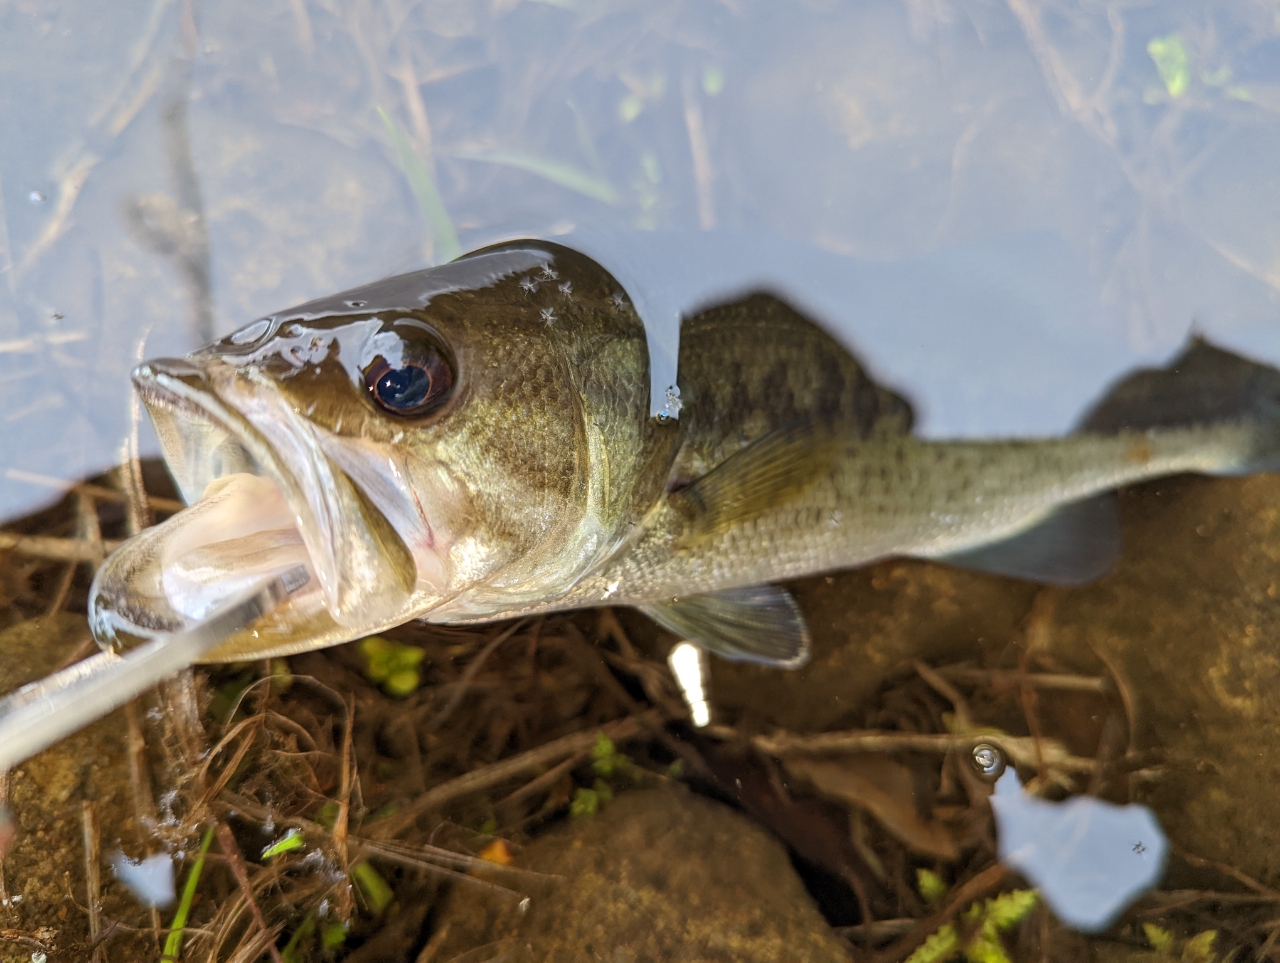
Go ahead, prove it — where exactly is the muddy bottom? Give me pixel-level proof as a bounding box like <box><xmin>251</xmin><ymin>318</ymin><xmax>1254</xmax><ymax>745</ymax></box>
<box><xmin>0</xmin><ymin>464</ymin><xmax>1277</xmax><ymax>962</ymax></box>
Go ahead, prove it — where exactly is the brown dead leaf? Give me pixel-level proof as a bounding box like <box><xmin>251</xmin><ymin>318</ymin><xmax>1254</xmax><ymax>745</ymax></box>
<box><xmin>784</xmin><ymin>753</ymin><xmax>959</xmax><ymax>860</ymax></box>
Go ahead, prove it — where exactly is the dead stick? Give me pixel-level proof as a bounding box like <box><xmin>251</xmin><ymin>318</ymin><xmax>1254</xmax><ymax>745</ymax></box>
<box><xmin>936</xmin><ymin>667</ymin><xmax>1108</xmax><ymax>693</ymax></box>
<box><xmin>123</xmin><ymin>700</ymin><xmax>163</xmax><ymax>951</ymax></box>
<box><xmin>750</xmin><ymin>729</ymin><xmax>1095</xmax><ymax>774</ymax></box>
<box><xmin>82</xmin><ymin>801</ymin><xmax>105</xmax><ymax>963</ymax></box>
<box><xmin>0</xmin><ymin>533</ymin><xmax>123</xmax><ymax>562</ymax></box>
<box><xmin>214</xmin><ymin>820</ymin><xmax>284</xmax><ymax>963</ymax></box>
<box><xmin>372</xmin><ymin>711</ymin><xmax>661</xmax><ymax>838</ymax></box>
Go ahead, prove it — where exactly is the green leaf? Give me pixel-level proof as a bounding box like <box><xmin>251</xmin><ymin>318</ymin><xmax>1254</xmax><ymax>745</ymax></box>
<box><xmin>1144</xmin><ymin>924</ymin><xmax>1175</xmax><ymax>954</ymax></box>
<box><xmin>591</xmin><ymin>732</ymin><xmax>619</xmax><ymax>775</ymax></box>
<box><xmin>1147</xmin><ymin>34</ymin><xmax>1190</xmax><ymax>98</ymax></box>
<box><xmin>905</xmin><ymin>923</ymin><xmax>959</xmax><ymax>963</ymax></box>
<box><xmin>163</xmin><ymin>825</ymin><xmax>215</xmax><ymax>962</ymax></box>
<box><xmin>965</xmin><ymin>936</ymin><xmax>1012</xmax><ymax>963</ymax></box>
<box><xmin>261</xmin><ymin>828</ymin><xmax>306</xmax><ymax>859</ymax></box>
<box><xmin>1182</xmin><ymin>929</ymin><xmax>1217</xmax><ymax>963</ymax></box>
<box><xmin>618</xmin><ymin>94</ymin><xmax>644</xmax><ymax>123</ymax></box>
<box><xmin>980</xmin><ymin>889</ymin><xmax>1038</xmax><ymax>934</ymax></box>
<box><xmin>917</xmin><ymin>868</ymin><xmax>948</xmax><ymax>904</ymax></box>
<box><xmin>315</xmin><ymin>800</ymin><xmax>340</xmax><ymax>830</ymax></box>
<box><xmin>384</xmin><ymin>669</ymin><xmax>421</xmax><ymax>698</ymax></box>
<box><xmin>359</xmin><ymin>635</ymin><xmax>425</xmax><ymax>696</ymax></box>
<box><xmin>568</xmin><ymin>100</ymin><xmax>606</xmax><ymax>178</ymax></box>
<box><xmin>377</xmin><ymin>107</ymin><xmax>461</xmax><ymax>263</ymax></box>
<box><xmin>701</xmin><ymin>65</ymin><xmax>726</xmax><ymax>97</ymax></box>
<box><xmin>593</xmin><ymin>778</ymin><xmax>614</xmax><ymax>805</ymax></box>
<box><xmin>321</xmin><ymin>921</ymin><xmax>349</xmax><ymax>949</ymax></box>
<box><xmin>570</xmin><ymin>787</ymin><xmax>599</xmax><ymax>818</ymax></box>
<box><xmin>281</xmin><ymin>916</ymin><xmax>316</xmax><ymax>963</ymax></box>
<box><xmin>451</xmin><ymin>148</ymin><xmax>620</xmax><ymax>204</ymax></box>
<box><xmin>352</xmin><ymin>861</ymin><xmax>395</xmax><ymax>915</ymax></box>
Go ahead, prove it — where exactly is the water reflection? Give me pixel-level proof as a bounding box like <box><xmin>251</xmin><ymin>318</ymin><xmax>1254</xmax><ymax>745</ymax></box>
<box><xmin>3</xmin><ymin>0</ymin><xmax>1278</xmax><ymax>518</ymax></box>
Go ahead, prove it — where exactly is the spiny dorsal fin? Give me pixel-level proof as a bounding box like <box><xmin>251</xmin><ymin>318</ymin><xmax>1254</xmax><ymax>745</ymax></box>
<box><xmin>639</xmin><ymin>585</ymin><xmax>811</xmax><ymax>668</ymax></box>
<box><xmin>668</xmin><ymin>422</ymin><xmax>843</xmax><ymax>542</ymax></box>
<box><xmin>940</xmin><ymin>493</ymin><xmax>1121</xmax><ymax>585</ymax></box>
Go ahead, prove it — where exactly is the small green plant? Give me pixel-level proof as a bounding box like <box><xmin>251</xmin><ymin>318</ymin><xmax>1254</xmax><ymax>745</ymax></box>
<box><xmin>917</xmin><ymin>868</ymin><xmax>948</xmax><ymax>904</ymax></box>
<box><xmin>281</xmin><ymin>914</ymin><xmax>348</xmax><ymax>963</ymax></box>
<box><xmin>359</xmin><ymin>636</ymin><xmax>425</xmax><ymax>697</ymax></box>
<box><xmin>163</xmin><ymin>826</ymin><xmax>216</xmax><ymax>962</ymax></box>
<box><xmin>351</xmin><ymin>861</ymin><xmax>395</xmax><ymax>915</ymax></box>
<box><xmin>1148</xmin><ymin>34</ymin><xmax>1189</xmax><ymax>98</ymax></box>
<box><xmin>591</xmin><ymin>733</ymin><xmax>631</xmax><ymax>777</ymax></box>
<box><xmin>377</xmin><ymin>107</ymin><xmax>461</xmax><ymax>263</ymax></box>
<box><xmin>569</xmin><ymin>732</ymin><xmax>648</xmax><ymax>818</ymax></box>
<box><xmin>570</xmin><ymin>780</ymin><xmax>614</xmax><ymax>818</ymax></box>
<box><xmin>905</xmin><ymin>889</ymin><xmax>1039</xmax><ymax>963</ymax></box>
<box><xmin>314</xmin><ymin>800</ymin><xmax>340</xmax><ymax>830</ymax></box>
<box><xmin>1143</xmin><ymin>924</ymin><xmax>1218</xmax><ymax>963</ymax></box>
<box><xmin>261</xmin><ymin>828</ymin><xmax>306</xmax><ymax>859</ymax></box>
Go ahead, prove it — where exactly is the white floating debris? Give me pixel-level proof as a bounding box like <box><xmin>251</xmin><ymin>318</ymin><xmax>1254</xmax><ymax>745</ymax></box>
<box><xmin>111</xmin><ymin>852</ymin><xmax>176</xmax><ymax>908</ymax></box>
<box><xmin>990</xmin><ymin>769</ymin><xmax>1167</xmax><ymax>932</ymax></box>
<box><xmin>668</xmin><ymin>642</ymin><xmax>710</xmax><ymax>727</ymax></box>
<box><xmin>660</xmin><ymin>385</ymin><xmax>683</xmax><ymax>420</ymax></box>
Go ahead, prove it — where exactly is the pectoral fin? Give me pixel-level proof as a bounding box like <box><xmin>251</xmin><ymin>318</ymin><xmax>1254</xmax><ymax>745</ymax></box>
<box><xmin>668</xmin><ymin>422</ymin><xmax>842</xmax><ymax>543</ymax></box>
<box><xmin>939</xmin><ymin>493</ymin><xmax>1121</xmax><ymax>585</ymax></box>
<box><xmin>639</xmin><ymin>585</ymin><xmax>811</xmax><ymax>668</ymax></box>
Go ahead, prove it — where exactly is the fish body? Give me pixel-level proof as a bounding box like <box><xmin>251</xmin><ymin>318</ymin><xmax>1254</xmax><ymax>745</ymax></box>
<box><xmin>89</xmin><ymin>240</ymin><xmax>1280</xmax><ymax>667</ymax></box>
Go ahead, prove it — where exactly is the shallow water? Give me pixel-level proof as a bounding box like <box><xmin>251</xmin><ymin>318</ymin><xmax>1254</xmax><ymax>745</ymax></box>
<box><xmin>2</xmin><ymin>0</ymin><xmax>1279</xmax><ymax>518</ymax></box>
<box><xmin>2</xmin><ymin>2</ymin><xmax>1280</xmax><ymax>960</ymax></box>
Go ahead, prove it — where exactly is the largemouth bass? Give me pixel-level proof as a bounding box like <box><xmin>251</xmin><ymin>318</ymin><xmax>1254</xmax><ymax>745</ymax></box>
<box><xmin>89</xmin><ymin>240</ymin><xmax>1280</xmax><ymax>667</ymax></box>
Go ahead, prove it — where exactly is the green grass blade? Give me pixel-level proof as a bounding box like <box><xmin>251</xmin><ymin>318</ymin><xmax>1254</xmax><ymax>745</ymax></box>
<box><xmin>162</xmin><ymin>825</ymin><xmax>215</xmax><ymax>962</ymax></box>
<box><xmin>377</xmin><ymin>107</ymin><xmax>461</xmax><ymax>263</ymax></box>
<box><xmin>451</xmin><ymin>147</ymin><xmax>620</xmax><ymax>204</ymax></box>
<box><xmin>567</xmin><ymin>99</ymin><xmax>606</xmax><ymax>177</ymax></box>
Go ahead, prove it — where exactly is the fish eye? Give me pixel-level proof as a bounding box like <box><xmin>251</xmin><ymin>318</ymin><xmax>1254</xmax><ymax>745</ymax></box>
<box><xmin>362</xmin><ymin>331</ymin><xmax>454</xmax><ymax>417</ymax></box>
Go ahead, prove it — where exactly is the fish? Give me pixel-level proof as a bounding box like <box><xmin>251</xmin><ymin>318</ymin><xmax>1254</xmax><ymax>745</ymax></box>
<box><xmin>88</xmin><ymin>239</ymin><xmax>1280</xmax><ymax>669</ymax></box>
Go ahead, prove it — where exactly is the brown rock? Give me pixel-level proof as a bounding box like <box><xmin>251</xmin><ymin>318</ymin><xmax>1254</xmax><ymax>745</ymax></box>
<box><xmin>1039</xmin><ymin>473</ymin><xmax>1280</xmax><ymax>882</ymax></box>
<box><xmin>713</xmin><ymin>562</ymin><xmax>1035</xmax><ymax>733</ymax></box>
<box><xmin>433</xmin><ymin>785</ymin><xmax>851</xmax><ymax>963</ymax></box>
<box><xmin>703</xmin><ymin>471</ymin><xmax>1280</xmax><ymax>883</ymax></box>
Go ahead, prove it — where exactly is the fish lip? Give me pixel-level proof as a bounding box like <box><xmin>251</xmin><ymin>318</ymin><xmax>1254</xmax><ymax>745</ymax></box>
<box><xmin>131</xmin><ymin>358</ymin><xmax>286</xmax><ymax>504</ymax></box>
<box><xmin>127</xmin><ymin>357</ymin><xmax>355</xmax><ymax>625</ymax></box>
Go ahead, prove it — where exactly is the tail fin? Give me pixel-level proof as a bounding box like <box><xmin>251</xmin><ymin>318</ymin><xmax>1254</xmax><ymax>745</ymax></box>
<box><xmin>1078</xmin><ymin>337</ymin><xmax>1280</xmax><ymax>473</ymax></box>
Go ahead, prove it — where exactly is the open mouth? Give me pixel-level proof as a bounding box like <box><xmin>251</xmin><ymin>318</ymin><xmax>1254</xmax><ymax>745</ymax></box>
<box><xmin>89</xmin><ymin>358</ymin><xmax>416</xmax><ymax>661</ymax></box>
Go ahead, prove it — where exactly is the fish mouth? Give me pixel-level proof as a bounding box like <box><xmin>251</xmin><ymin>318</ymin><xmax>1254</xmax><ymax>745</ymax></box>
<box><xmin>89</xmin><ymin>358</ymin><xmax>417</xmax><ymax>661</ymax></box>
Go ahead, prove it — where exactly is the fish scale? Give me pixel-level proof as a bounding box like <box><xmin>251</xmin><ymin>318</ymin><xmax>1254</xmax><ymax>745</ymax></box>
<box><xmin>83</xmin><ymin>240</ymin><xmax>1280</xmax><ymax>669</ymax></box>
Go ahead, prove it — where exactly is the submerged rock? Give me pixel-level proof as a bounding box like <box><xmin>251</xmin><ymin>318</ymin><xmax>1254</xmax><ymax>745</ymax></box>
<box><xmin>990</xmin><ymin>768</ymin><xmax>1167</xmax><ymax>932</ymax></box>
<box><xmin>432</xmin><ymin>785</ymin><xmax>851</xmax><ymax>963</ymax></box>
<box><xmin>709</xmin><ymin>472</ymin><xmax>1280</xmax><ymax>884</ymax></box>
<box><xmin>1040</xmin><ymin>473</ymin><xmax>1280</xmax><ymax>882</ymax></box>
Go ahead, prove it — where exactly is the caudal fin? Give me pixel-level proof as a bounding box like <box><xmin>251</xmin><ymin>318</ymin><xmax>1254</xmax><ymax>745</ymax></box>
<box><xmin>1078</xmin><ymin>337</ymin><xmax>1280</xmax><ymax>473</ymax></box>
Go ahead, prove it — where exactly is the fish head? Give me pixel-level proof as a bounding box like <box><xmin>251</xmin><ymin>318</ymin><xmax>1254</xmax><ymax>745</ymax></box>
<box><xmin>90</xmin><ymin>241</ymin><xmax>653</xmax><ymax>660</ymax></box>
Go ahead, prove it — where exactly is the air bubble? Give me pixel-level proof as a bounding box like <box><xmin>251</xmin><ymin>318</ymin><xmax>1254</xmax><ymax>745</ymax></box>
<box><xmin>28</xmin><ymin>190</ymin><xmax>45</xmax><ymax>203</ymax></box>
<box><xmin>971</xmin><ymin>743</ymin><xmax>1005</xmax><ymax>778</ymax></box>
<box><xmin>346</xmin><ymin>300</ymin><xmax>367</xmax><ymax>308</ymax></box>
